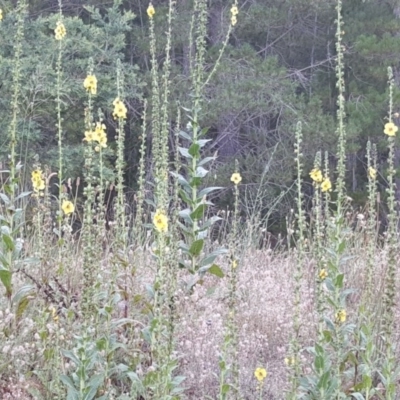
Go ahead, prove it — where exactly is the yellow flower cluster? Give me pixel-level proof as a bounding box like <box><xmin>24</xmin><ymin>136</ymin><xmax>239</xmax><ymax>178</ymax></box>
<box><xmin>309</xmin><ymin>168</ymin><xmax>332</xmax><ymax>192</ymax></box>
<box><xmin>113</xmin><ymin>98</ymin><xmax>127</xmax><ymax>120</ymax></box>
<box><xmin>320</xmin><ymin>177</ymin><xmax>332</xmax><ymax>192</ymax></box>
<box><xmin>31</xmin><ymin>170</ymin><xmax>45</xmax><ymax>193</ymax></box>
<box><xmin>83</xmin><ymin>74</ymin><xmax>97</xmax><ymax>95</ymax></box>
<box><xmin>319</xmin><ymin>269</ymin><xmax>328</xmax><ymax>280</ymax></box>
<box><xmin>309</xmin><ymin>168</ymin><xmax>322</xmax><ymax>183</ymax></box>
<box><xmin>231</xmin><ymin>5</ymin><xmax>238</xmax><ymax>26</ymax></box>
<box><xmin>230</xmin><ymin>172</ymin><xmax>242</xmax><ymax>185</ymax></box>
<box><xmin>384</xmin><ymin>122</ymin><xmax>398</xmax><ymax>137</ymax></box>
<box><xmin>368</xmin><ymin>166</ymin><xmax>377</xmax><ymax>180</ymax></box>
<box><xmin>254</xmin><ymin>367</ymin><xmax>267</xmax><ymax>382</ymax></box>
<box><xmin>55</xmin><ymin>21</ymin><xmax>66</xmax><ymax>40</ymax></box>
<box><xmin>335</xmin><ymin>309</ymin><xmax>346</xmax><ymax>324</ymax></box>
<box><xmin>0</xmin><ymin>9</ymin><xmax>3</xmax><ymax>21</ymax></box>
<box><xmin>153</xmin><ymin>209</ymin><xmax>168</xmax><ymax>233</ymax></box>
<box><xmin>147</xmin><ymin>2</ymin><xmax>155</xmax><ymax>19</ymax></box>
<box><xmin>84</xmin><ymin>122</ymin><xmax>107</xmax><ymax>151</ymax></box>
<box><xmin>62</xmin><ymin>200</ymin><xmax>74</xmax><ymax>215</ymax></box>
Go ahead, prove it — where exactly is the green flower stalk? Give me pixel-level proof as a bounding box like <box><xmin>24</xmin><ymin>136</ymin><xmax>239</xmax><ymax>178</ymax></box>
<box><xmin>334</xmin><ymin>0</ymin><xmax>347</xmax><ymax>209</ymax></box>
<box><xmin>381</xmin><ymin>67</ymin><xmax>397</xmax><ymax>343</ymax></box>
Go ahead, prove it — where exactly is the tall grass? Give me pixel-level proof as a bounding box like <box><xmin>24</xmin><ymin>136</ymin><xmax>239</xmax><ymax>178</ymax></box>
<box><xmin>1</xmin><ymin>0</ymin><xmax>400</xmax><ymax>399</ymax></box>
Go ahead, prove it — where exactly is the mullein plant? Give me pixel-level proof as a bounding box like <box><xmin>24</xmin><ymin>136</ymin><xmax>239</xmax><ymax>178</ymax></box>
<box><xmin>374</xmin><ymin>67</ymin><xmax>400</xmax><ymax>400</ymax></box>
<box><xmin>286</xmin><ymin>122</ymin><xmax>305</xmax><ymax>399</ymax></box>
<box><xmin>218</xmin><ymin>164</ymin><xmax>241</xmax><ymax>400</ymax></box>
<box><xmin>146</xmin><ymin>2</ymin><xmax>186</xmax><ymax>398</ymax></box>
<box><xmin>81</xmin><ymin>59</ymin><xmax>101</xmax><ymax>316</ymax></box>
<box><xmin>175</xmin><ymin>0</ymin><xmax>237</xmax><ymax>289</ymax></box>
<box><xmin>0</xmin><ymin>1</ymin><xmax>26</xmax><ymax>305</ymax></box>
<box><xmin>298</xmin><ymin>1</ymin><xmax>358</xmax><ymax>397</ymax></box>
<box><xmin>364</xmin><ymin>141</ymin><xmax>378</xmax><ymax>303</ymax></box>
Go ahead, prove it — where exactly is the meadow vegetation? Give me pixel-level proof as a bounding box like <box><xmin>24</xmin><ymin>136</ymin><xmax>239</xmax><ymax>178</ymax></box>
<box><xmin>1</xmin><ymin>0</ymin><xmax>400</xmax><ymax>399</ymax></box>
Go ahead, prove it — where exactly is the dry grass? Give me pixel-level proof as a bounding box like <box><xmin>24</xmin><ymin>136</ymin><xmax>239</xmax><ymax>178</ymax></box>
<box><xmin>2</xmin><ymin>233</ymin><xmax>399</xmax><ymax>399</ymax></box>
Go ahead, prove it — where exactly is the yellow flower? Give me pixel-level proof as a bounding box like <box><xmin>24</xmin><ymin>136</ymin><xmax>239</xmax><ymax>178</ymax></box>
<box><xmin>49</xmin><ymin>307</ymin><xmax>59</xmax><ymax>323</ymax></box>
<box><xmin>55</xmin><ymin>21</ymin><xmax>66</xmax><ymax>40</ymax></box>
<box><xmin>232</xmin><ymin>259</ymin><xmax>238</xmax><ymax>269</ymax></box>
<box><xmin>384</xmin><ymin>122</ymin><xmax>398</xmax><ymax>137</ymax></box>
<box><xmin>321</xmin><ymin>177</ymin><xmax>332</xmax><ymax>192</ymax></box>
<box><xmin>231</xmin><ymin>5</ymin><xmax>239</xmax><ymax>16</ymax></box>
<box><xmin>31</xmin><ymin>170</ymin><xmax>45</xmax><ymax>192</ymax></box>
<box><xmin>94</xmin><ymin>122</ymin><xmax>107</xmax><ymax>147</ymax></box>
<box><xmin>254</xmin><ymin>367</ymin><xmax>267</xmax><ymax>382</ymax></box>
<box><xmin>147</xmin><ymin>2</ymin><xmax>155</xmax><ymax>19</ymax></box>
<box><xmin>231</xmin><ymin>15</ymin><xmax>237</xmax><ymax>26</ymax></box>
<box><xmin>84</xmin><ymin>130</ymin><xmax>94</xmax><ymax>142</ymax></box>
<box><xmin>319</xmin><ymin>269</ymin><xmax>328</xmax><ymax>280</ymax></box>
<box><xmin>335</xmin><ymin>309</ymin><xmax>346</xmax><ymax>323</ymax></box>
<box><xmin>368</xmin><ymin>166</ymin><xmax>377</xmax><ymax>180</ymax></box>
<box><xmin>309</xmin><ymin>168</ymin><xmax>323</xmax><ymax>183</ymax></box>
<box><xmin>0</xmin><ymin>9</ymin><xmax>3</xmax><ymax>21</ymax></box>
<box><xmin>113</xmin><ymin>98</ymin><xmax>127</xmax><ymax>119</ymax></box>
<box><xmin>284</xmin><ymin>356</ymin><xmax>296</xmax><ymax>367</ymax></box>
<box><xmin>153</xmin><ymin>210</ymin><xmax>168</xmax><ymax>233</ymax></box>
<box><xmin>83</xmin><ymin>74</ymin><xmax>97</xmax><ymax>95</ymax></box>
<box><xmin>62</xmin><ymin>200</ymin><xmax>74</xmax><ymax>215</ymax></box>
<box><xmin>230</xmin><ymin>172</ymin><xmax>242</xmax><ymax>185</ymax></box>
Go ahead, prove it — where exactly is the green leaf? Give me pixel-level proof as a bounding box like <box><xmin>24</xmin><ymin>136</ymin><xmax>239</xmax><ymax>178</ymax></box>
<box><xmin>60</xmin><ymin>375</ymin><xmax>79</xmax><ymax>394</ymax></box>
<box><xmin>335</xmin><ymin>273</ymin><xmax>344</xmax><ymax>288</ymax></box>
<box><xmin>190</xmin><ymin>177</ymin><xmax>202</xmax><ymax>187</ymax></box>
<box><xmin>208</xmin><ymin>264</ymin><xmax>224</xmax><ymax>278</ymax></box>
<box><xmin>191</xmin><ymin>204</ymin><xmax>206</xmax><ymax>220</ymax></box>
<box><xmin>189</xmin><ymin>239</ymin><xmax>204</xmax><ymax>257</ymax></box>
<box><xmin>197</xmin><ymin>138</ymin><xmax>212</xmax><ymax>147</ymax></box>
<box><xmin>179</xmin><ymin>130</ymin><xmax>192</xmax><ymax>141</ymax></box>
<box><xmin>179</xmin><ymin>189</ymin><xmax>192</xmax><ymax>205</ymax></box>
<box><xmin>0</xmin><ymin>193</ymin><xmax>10</xmax><ymax>206</ymax></box>
<box><xmin>338</xmin><ymin>241</ymin><xmax>346</xmax><ymax>255</ymax></box>
<box><xmin>178</xmin><ymin>146</ymin><xmax>193</xmax><ymax>159</ymax></box>
<box><xmin>179</xmin><ymin>208</ymin><xmax>193</xmax><ymax>224</ymax></box>
<box><xmin>200</xmin><ymin>248</ymin><xmax>228</xmax><ymax>267</ymax></box>
<box><xmin>0</xmin><ymin>269</ymin><xmax>12</xmax><ymax>297</ymax></box>
<box><xmin>221</xmin><ymin>383</ymin><xmax>230</xmax><ymax>394</ymax></box>
<box><xmin>198</xmin><ymin>156</ymin><xmax>217</xmax><ymax>167</ymax></box>
<box><xmin>198</xmin><ymin>186</ymin><xmax>223</xmax><ymax>198</ymax></box>
<box><xmin>195</xmin><ymin>166</ymin><xmax>208</xmax><ymax>178</ymax></box>
<box><xmin>188</xmin><ymin>143</ymin><xmax>200</xmax><ymax>158</ymax></box>
<box><xmin>15</xmin><ymin>191</ymin><xmax>32</xmax><ymax>201</ymax></box>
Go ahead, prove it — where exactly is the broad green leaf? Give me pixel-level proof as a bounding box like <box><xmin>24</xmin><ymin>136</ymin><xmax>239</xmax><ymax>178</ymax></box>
<box><xmin>188</xmin><ymin>143</ymin><xmax>200</xmax><ymax>158</ymax></box>
<box><xmin>179</xmin><ymin>130</ymin><xmax>192</xmax><ymax>141</ymax></box>
<box><xmin>198</xmin><ymin>186</ymin><xmax>223</xmax><ymax>198</ymax></box>
<box><xmin>15</xmin><ymin>191</ymin><xmax>32</xmax><ymax>201</ymax></box>
<box><xmin>189</xmin><ymin>239</ymin><xmax>204</xmax><ymax>257</ymax></box>
<box><xmin>221</xmin><ymin>383</ymin><xmax>230</xmax><ymax>394</ymax></box>
<box><xmin>200</xmin><ymin>248</ymin><xmax>228</xmax><ymax>267</ymax></box>
<box><xmin>197</xmin><ymin>138</ymin><xmax>212</xmax><ymax>147</ymax></box>
<box><xmin>0</xmin><ymin>193</ymin><xmax>10</xmax><ymax>205</ymax></box>
<box><xmin>0</xmin><ymin>269</ymin><xmax>12</xmax><ymax>296</ymax></box>
<box><xmin>208</xmin><ymin>264</ymin><xmax>224</xmax><ymax>278</ymax></box>
<box><xmin>178</xmin><ymin>146</ymin><xmax>193</xmax><ymax>159</ymax></box>
<box><xmin>59</xmin><ymin>375</ymin><xmax>79</xmax><ymax>393</ymax></box>
<box><xmin>179</xmin><ymin>208</ymin><xmax>193</xmax><ymax>223</ymax></box>
<box><xmin>335</xmin><ymin>273</ymin><xmax>344</xmax><ymax>288</ymax></box>
<box><xmin>191</xmin><ymin>204</ymin><xmax>206</xmax><ymax>220</ymax></box>
<box><xmin>198</xmin><ymin>156</ymin><xmax>217</xmax><ymax>167</ymax></box>
<box><xmin>195</xmin><ymin>166</ymin><xmax>208</xmax><ymax>178</ymax></box>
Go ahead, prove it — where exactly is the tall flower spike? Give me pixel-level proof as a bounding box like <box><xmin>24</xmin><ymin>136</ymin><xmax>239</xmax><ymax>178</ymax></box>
<box><xmin>147</xmin><ymin>2</ymin><xmax>155</xmax><ymax>19</ymax></box>
<box><xmin>55</xmin><ymin>21</ymin><xmax>66</xmax><ymax>40</ymax></box>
